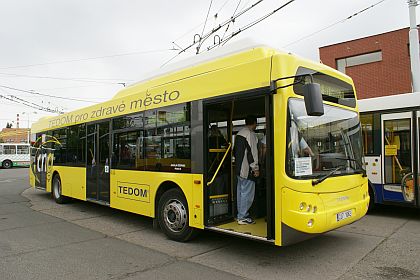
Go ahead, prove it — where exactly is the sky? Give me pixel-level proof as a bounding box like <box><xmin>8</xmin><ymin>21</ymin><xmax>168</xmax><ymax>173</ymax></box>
<box><xmin>0</xmin><ymin>0</ymin><xmax>417</xmax><ymax>129</ymax></box>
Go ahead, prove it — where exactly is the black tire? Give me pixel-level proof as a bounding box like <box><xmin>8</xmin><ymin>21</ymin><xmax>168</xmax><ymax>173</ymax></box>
<box><xmin>157</xmin><ymin>188</ymin><xmax>198</xmax><ymax>242</ymax></box>
<box><xmin>2</xmin><ymin>160</ymin><xmax>12</xmax><ymax>169</ymax></box>
<box><xmin>368</xmin><ymin>183</ymin><xmax>375</xmax><ymax>212</ymax></box>
<box><xmin>52</xmin><ymin>174</ymin><xmax>68</xmax><ymax>204</ymax></box>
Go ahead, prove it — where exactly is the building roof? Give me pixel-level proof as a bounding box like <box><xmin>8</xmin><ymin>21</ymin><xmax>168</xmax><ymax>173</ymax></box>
<box><xmin>358</xmin><ymin>92</ymin><xmax>420</xmax><ymax>112</ymax></box>
<box><xmin>319</xmin><ymin>25</ymin><xmax>418</xmax><ymax>49</ymax></box>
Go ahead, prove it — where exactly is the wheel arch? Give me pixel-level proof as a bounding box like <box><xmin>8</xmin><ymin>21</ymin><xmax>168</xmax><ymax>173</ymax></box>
<box><xmin>368</xmin><ymin>179</ymin><xmax>376</xmax><ymax>203</ymax></box>
<box><xmin>51</xmin><ymin>170</ymin><xmax>60</xmax><ymax>193</ymax></box>
<box><xmin>154</xmin><ymin>180</ymin><xmax>186</xmax><ymax>218</ymax></box>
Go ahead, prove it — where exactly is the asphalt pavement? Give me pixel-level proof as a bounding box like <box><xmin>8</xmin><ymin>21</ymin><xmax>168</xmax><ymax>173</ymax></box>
<box><xmin>1</xmin><ymin>168</ymin><xmax>419</xmax><ymax>280</ymax></box>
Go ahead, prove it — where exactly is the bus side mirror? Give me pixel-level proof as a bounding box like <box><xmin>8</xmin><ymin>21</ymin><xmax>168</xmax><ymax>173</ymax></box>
<box><xmin>303</xmin><ymin>83</ymin><xmax>324</xmax><ymax>116</ymax></box>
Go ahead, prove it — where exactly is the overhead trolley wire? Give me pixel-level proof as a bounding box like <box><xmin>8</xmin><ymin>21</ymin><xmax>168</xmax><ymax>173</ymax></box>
<box><xmin>172</xmin><ymin>0</ymin><xmax>233</xmax><ymax>44</ymax></box>
<box><xmin>161</xmin><ymin>0</ymin><xmax>264</xmax><ymax>67</ymax></box>
<box><xmin>0</xmin><ymin>85</ymin><xmax>101</xmax><ymax>104</ymax></box>
<box><xmin>0</xmin><ymin>72</ymin><xmax>131</xmax><ymax>85</ymax></box>
<box><xmin>0</xmin><ymin>49</ymin><xmax>179</xmax><ymax>70</ymax></box>
<box><xmin>206</xmin><ymin>0</ymin><xmax>296</xmax><ymax>51</ymax></box>
<box><xmin>282</xmin><ymin>0</ymin><xmax>388</xmax><ymax>48</ymax></box>
<box><xmin>221</xmin><ymin>0</ymin><xmax>242</xmax><ymax>41</ymax></box>
<box><xmin>0</xmin><ymin>94</ymin><xmax>61</xmax><ymax>114</ymax></box>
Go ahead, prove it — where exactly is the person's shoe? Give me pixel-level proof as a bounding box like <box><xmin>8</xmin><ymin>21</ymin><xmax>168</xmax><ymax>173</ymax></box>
<box><xmin>237</xmin><ymin>217</ymin><xmax>256</xmax><ymax>225</ymax></box>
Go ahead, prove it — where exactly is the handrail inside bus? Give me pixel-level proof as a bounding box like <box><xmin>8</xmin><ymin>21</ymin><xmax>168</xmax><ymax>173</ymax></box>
<box><xmin>207</xmin><ymin>142</ymin><xmax>231</xmax><ymax>186</ymax></box>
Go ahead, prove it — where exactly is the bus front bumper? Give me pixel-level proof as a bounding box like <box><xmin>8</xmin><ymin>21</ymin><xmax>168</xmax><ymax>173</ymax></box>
<box><xmin>281</xmin><ymin>183</ymin><xmax>369</xmax><ymax>245</ymax></box>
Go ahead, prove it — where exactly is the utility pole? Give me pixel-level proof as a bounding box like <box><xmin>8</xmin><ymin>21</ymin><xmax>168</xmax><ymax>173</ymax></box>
<box><xmin>408</xmin><ymin>0</ymin><xmax>420</xmax><ymax>92</ymax></box>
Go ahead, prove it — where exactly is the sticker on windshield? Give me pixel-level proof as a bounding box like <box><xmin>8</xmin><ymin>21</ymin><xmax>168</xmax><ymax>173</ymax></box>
<box><xmin>295</xmin><ymin>157</ymin><xmax>312</xmax><ymax>176</ymax></box>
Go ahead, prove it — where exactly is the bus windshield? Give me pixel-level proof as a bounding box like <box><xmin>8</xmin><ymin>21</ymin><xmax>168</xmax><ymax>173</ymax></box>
<box><xmin>286</xmin><ymin>98</ymin><xmax>364</xmax><ymax>179</ymax></box>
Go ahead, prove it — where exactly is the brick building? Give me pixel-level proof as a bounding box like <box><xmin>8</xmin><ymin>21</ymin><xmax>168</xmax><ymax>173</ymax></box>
<box><xmin>0</xmin><ymin>128</ymin><xmax>30</xmax><ymax>143</ymax></box>
<box><xmin>319</xmin><ymin>26</ymin><xmax>419</xmax><ymax>99</ymax></box>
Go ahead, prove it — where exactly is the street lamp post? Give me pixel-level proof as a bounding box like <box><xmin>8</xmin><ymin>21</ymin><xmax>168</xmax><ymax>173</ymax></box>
<box><xmin>21</xmin><ymin>111</ymin><xmax>37</xmax><ymax>143</ymax></box>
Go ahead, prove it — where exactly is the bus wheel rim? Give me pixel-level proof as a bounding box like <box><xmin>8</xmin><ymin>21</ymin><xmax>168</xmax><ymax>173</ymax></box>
<box><xmin>163</xmin><ymin>199</ymin><xmax>187</xmax><ymax>233</ymax></box>
<box><xmin>54</xmin><ymin>179</ymin><xmax>61</xmax><ymax>199</ymax></box>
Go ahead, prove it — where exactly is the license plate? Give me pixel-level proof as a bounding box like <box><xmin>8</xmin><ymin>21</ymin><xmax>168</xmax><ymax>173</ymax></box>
<box><xmin>336</xmin><ymin>210</ymin><xmax>352</xmax><ymax>221</ymax></box>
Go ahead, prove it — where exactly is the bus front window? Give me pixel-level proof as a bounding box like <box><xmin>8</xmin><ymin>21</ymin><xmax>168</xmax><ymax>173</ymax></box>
<box><xmin>286</xmin><ymin>98</ymin><xmax>364</xmax><ymax>179</ymax></box>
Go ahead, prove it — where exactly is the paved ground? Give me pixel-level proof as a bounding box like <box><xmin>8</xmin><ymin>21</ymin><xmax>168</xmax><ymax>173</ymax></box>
<box><xmin>1</xmin><ymin>168</ymin><xmax>419</xmax><ymax>280</ymax></box>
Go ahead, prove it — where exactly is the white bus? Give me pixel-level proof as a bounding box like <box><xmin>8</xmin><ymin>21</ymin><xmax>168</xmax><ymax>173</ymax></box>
<box><xmin>359</xmin><ymin>92</ymin><xmax>419</xmax><ymax>208</ymax></box>
<box><xmin>0</xmin><ymin>143</ymin><xmax>30</xmax><ymax>169</ymax></box>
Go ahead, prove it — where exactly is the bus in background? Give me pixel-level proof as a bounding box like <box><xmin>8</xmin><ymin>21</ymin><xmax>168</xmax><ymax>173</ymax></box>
<box><xmin>359</xmin><ymin>93</ymin><xmax>419</xmax><ymax>209</ymax></box>
<box><xmin>0</xmin><ymin>143</ymin><xmax>30</xmax><ymax>169</ymax></box>
<box><xmin>30</xmin><ymin>43</ymin><xmax>369</xmax><ymax>246</ymax></box>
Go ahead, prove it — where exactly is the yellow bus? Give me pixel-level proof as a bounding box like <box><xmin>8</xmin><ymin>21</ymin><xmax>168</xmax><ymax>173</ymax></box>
<box><xmin>29</xmin><ymin>44</ymin><xmax>369</xmax><ymax>246</ymax></box>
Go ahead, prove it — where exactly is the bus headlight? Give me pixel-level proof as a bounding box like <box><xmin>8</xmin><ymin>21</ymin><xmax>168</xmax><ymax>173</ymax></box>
<box><xmin>307</xmin><ymin>205</ymin><xmax>312</xmax><ymax>212</ymax></box>
<box><xmin>313</xmin><ymin>206</ymin><xmax>317</xmax><ymax>213</ymax></box>
<box><xmin>299</xmin><ymin>202</ymin><xmax>306</xmax><ymax>210</ymax></box>
<box><xmin>307</xmin><ymin>219</ymin><xmax>314</xmax><ymax>227</ymax></box>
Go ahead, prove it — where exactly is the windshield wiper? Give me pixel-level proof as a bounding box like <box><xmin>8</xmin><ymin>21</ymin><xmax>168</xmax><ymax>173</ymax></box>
<box><xmin>312</xmin><ymin>166</ymin><xmax>345</xmax><ymax>186</ymax></box>
<box><xmin>334</xmin><ymin>157</ymin><xmax>367</xmax><ymax>177</ymax></box>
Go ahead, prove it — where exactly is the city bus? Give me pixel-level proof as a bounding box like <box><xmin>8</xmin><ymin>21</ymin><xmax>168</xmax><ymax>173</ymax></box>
<box><xmin>0</xmin><ymin>143</ymin><xmax>30</xmax><ymax>169</ymax></box>
<box><xmin>30</xmin><ymin>43</ymin><xmax>369</xmax><ymax>246</ymax></box>
<box><xmin>359</xmin><ymin>93</ymin><xmax>419</xmax><ymax>209</ymax></box>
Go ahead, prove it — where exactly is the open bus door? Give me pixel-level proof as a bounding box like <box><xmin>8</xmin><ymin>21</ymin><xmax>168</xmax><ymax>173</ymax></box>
<box><xmin>203</xmin><ymin>92</ymin><xmax>274</xmax><ymax>241</ymax></box>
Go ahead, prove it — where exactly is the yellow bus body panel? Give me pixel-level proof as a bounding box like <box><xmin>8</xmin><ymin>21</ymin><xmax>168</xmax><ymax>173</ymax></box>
<box><xmin>29</xmin><ymin>46</ymin><xmax>368</xmax><ymax>245</ymax></box>
<box><xmin>52</xmin><ymin>166</ymin><xmax>86</xmax><ymax>200</ymax></box>
<box><xmin>110</xmin><ymin>170</ymin><xmax>204</xmax><ymax>229</ymax></box>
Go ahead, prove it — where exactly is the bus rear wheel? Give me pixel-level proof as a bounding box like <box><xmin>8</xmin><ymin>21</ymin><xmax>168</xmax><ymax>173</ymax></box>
<box><xmin>52</xmin><ymin>174</ymin><xmax>68</xmax><ymax>204</ymax></box>
<box><xmin>157</xmin><ymin>188</ymin><xmax>197</xmax><ymax>242</ymax></box>
<box><xmin>2</xmin><ymin>160</ymin><xmax>12</xmax><ymax>169</ymax></box>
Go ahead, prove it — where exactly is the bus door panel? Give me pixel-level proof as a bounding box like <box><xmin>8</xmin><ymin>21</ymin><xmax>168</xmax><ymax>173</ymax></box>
<box><xmin>203</xmin><ymin>94</ymin><xmax>272</xmax><ymax>239</ymax></box>
<box><xmin>205</xmin><ymin>102</ymin><xmax>233</xmax><ymax>225</ymax></box>
<box><xmin>381</xmin><ymin>112</ymin><xmax>415</xmax><ymax>204</ymax></box>
<box><xmin>86</xmin><ymin>121</ymin><xmax>111</xmax><ymax>203</ymax></box>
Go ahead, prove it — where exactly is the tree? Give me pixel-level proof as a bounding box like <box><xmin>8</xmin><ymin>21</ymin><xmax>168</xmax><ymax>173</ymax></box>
<box><xmin>6</xmin><ymin>122</ymin><xmax>12</xmax><ymax>128</ymax></box>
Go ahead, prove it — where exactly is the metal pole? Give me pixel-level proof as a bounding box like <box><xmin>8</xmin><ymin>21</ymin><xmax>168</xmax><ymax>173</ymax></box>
<box><xmin>408</xmin><ymin>0</ymin><xmax>420</xmax><ymax>92</ymax></box>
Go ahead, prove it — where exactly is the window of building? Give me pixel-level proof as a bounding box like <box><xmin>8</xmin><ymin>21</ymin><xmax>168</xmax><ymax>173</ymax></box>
<box><xmin>4</xmin><ymin>145</ymin><xmax>16</xmax><ymax>154</ymax></box>
<box><xmin>17</xmin><ymin>145</ymin><xmax>29</xmax><ymax>154</ymax></box>
<box><xmin>336</xmin><ymin>51</ymin><xmax>382</xmax><ymax>73</ymax></box>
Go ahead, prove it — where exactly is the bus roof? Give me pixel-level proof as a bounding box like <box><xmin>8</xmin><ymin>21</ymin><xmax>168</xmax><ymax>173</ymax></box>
<box><xmin>31</xmin><ymin>40</ymin><xmax>352</xmax><ymax>133</ymax></box>
<box><xmin>113</xmin><ymin>40</ymin><xmax>278</xmax><ymax>99</ymax></box>
<box><xmin>358</xmin><ymin>92</ymin><xmax>420</xmax><ymax>112</ymax></box>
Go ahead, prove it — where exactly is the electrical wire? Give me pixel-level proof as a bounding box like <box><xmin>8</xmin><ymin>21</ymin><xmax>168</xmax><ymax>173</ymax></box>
<box><xmin>0</xmin><ymin>49</ymin><xmax>178</xmax><ymax>70</ymax></box>
<box><xmin>282</xmin><ymin>0</ymin><xmax>388</xmax><ymax>48</ymax></box>
<box><xmin>221</xmin><ymin>0</ymin><xmax>242</xmax><ymax>40</ymax></box>
<box><xmin>0</xmin><ymin>95</ymin><xmax>60</xmax><ymax>114</ymax></box>
<box><xmin>0</xmin><ymin>85</ymin><xmax>101</xmax><ymax>104</ymax></box>
<box><xmin>0</xmin><ymin>72</ymin><xmax>131</xmax><ymax>85</ymax></box>
<box><xmin>206</xmin><ymin>0</ymin><xmax>296</xmax><ymax>51</ymax></box>
<box><xmin>200</xmin><ymin>0</ymin><xmax>214</xmax><ymax>41</ymax></box>
<box><xmin>172</xmin><ymin>0</ymin><xmax>233</xmax><ymax>44</ymax></box>
<box><xmin>160</xmin><ymin>0</ymin><xmax>264</xmax><ymax>67</ymax></box>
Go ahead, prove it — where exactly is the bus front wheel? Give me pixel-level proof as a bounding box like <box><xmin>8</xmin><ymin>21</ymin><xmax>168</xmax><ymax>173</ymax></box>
<box><xmin>2</xmin><ymin>160</ymin><xmax>12</xmax><ymax>169</ymax></box>
<box><xmin>52</xmin><ymin>174</ymin><xmax>68</xmax><ymax>204</ymax></box>
<box><xmin>157</xmin><ymin>188</ymin><xmax>197</xmax><ymax>242</ymax></box>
